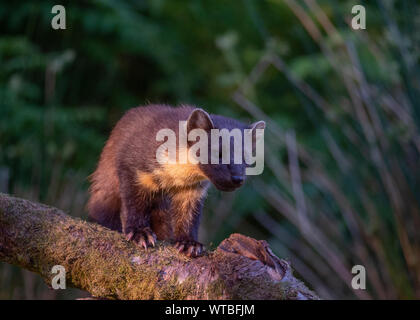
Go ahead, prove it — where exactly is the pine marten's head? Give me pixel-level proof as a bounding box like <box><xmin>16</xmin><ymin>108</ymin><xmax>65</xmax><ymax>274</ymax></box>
<box><xmin>184</xmin><ymin>108</ymin><xmax>265</xmax><ymax>192</ymax></box>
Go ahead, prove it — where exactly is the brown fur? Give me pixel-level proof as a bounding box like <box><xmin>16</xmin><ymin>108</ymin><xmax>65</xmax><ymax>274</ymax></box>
<box><xmin>87</xmin><ymin>104</ymin><xmax>263</xmax><ymax>257</ymax></box>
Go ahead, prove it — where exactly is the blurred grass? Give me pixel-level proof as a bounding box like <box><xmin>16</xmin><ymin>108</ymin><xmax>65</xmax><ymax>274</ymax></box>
<box><xmin>1</xmin><ymin>0</ymin><xmax>419</xmax><ymax>299</ymax></box>
<box><xmin>229</xmin><ymin>0</ymin><xmax>420</xmax><ymax>299</ymax></box>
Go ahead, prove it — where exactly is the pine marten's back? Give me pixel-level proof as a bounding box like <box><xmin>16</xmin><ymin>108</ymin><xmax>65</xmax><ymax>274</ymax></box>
<box><xmin>87</xmin><ymin>105</ymin><xmax>195</xmax><ymax>231</ymax></box>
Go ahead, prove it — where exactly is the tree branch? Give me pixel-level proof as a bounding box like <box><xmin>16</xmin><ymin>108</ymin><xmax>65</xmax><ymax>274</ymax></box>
<box><xmin>0</xmin><ymin>193</ymin><xmax>318</xmax><ymax>300</ymax></box>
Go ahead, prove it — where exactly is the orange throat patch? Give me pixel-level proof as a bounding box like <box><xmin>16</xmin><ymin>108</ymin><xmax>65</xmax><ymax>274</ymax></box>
<box><xmin>136</xmin><ymin>163</ymin><xmax>207</xmax><ymax>192</ymax></box>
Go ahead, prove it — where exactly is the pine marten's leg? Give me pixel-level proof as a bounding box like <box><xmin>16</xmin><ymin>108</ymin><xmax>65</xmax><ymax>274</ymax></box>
<box><xmin>150</xmin><ymin>195</ymin><xmax>173</xmax><ymax>241</ymax></box>
<box><xmin>118</xmin><ymin>168</ymin><xmax>157</xmax><ymax>249</ymax></box>
<box><xmin>170</xmin><ymin>188</ymin><xmax>205</xmax><ymax>257</ymax></box>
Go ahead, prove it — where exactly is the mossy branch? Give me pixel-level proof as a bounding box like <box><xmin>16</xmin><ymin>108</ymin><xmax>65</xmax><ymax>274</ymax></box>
<box><xmin>0</xmin><ymin>193</ymin><xmax>318</xmax><ymax>300</ymax></box>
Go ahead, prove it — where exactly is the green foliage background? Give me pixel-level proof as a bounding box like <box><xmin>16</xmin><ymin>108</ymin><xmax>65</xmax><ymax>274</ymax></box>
<box><xmin>1</xmin><ymin>0</ymin><xmax>420</xmax><ymax>299</ymax></box>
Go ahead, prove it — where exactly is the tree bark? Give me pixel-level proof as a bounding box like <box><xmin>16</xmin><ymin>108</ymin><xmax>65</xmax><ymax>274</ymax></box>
<box><xmin>0</xmin><ymin>193</ymin><xmax>318</xmax><ymax>300</ymax></box>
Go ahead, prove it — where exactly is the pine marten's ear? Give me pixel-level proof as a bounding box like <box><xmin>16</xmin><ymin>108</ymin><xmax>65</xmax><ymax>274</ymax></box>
<box><xmin>187</xmin><ymin>108</ymin><xmax>214</xmax><ymax>132</ymax></box>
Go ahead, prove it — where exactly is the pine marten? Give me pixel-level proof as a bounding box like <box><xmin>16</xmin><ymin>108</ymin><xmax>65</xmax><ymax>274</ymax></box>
<box><xmin>87</xmin><ymin>104</ymin><xmax>265</xmax><ymax>257</ymax></box>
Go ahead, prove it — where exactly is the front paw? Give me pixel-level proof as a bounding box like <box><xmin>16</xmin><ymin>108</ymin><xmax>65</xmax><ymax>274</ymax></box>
<box><xmin>175</xmin><ymin>240</ymin><xmax>204</xmax><ymax>257</ymax></box>
<box><xmin>125</xmin><ymin>227</ymin><xmax>157</xmax><ymax>249</ymax></box>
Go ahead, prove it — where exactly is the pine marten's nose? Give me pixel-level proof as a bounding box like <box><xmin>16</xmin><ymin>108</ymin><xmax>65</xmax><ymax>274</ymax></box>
<box><xmin>231</xmin><ymin>175</ymin><xmax>244</xmax><ymax>185</ymax></box>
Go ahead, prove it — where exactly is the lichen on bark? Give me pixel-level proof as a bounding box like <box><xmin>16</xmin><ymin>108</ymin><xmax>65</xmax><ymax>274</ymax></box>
<box><xmin>0</xmin><ymin>193</ymin><xmax>318</xmax><ymax>300</ymax></box>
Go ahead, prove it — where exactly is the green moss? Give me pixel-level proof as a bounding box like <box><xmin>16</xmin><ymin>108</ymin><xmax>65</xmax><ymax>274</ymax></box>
<box><xmin>159</xmin><ymin>275</ymin><xmax>197</xmax><ymax>300</ymax></box>
<box><xmin>206</xmin><ymin>278</ymin><xmax>226</xmax><ymax>299</ymax></box>
<box><xmin>1</xmin><ymin>194</ymin><xmax>318</xmax><ymax>300</ymax></box>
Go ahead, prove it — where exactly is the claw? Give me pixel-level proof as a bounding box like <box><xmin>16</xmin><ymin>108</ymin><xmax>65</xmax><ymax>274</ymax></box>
<box><xmin>147</xmin><ymin>232</ymin><xmax>156</xmax><ymax>247</ymax></box>
<box><xmin>196</xmin><ymin>245</ymin><xmax>202</xmax><ymax>256</ymax></box>
<box><xmin>174</xmin><ymin>240</ymin><xmax>204</xmax><ymax>258</ymax></box>
<box><xmin>187</xmin><ymin>246</ymin><xmax>195</xmax><ymax>257</ymax></box>
<box><xmin>140</xmin><ymin>239</ymin><xmax>148</xmax><ymax>250</ymax></box>
<box><xmin>126</xmin><ymin>231</ymin><xmax>134</xmax><ymax>241</ymax></box>
<box><xmin>125</xmin><ymin>227</ymin><xmax>157</xmax><ymax>250</ymax></box>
